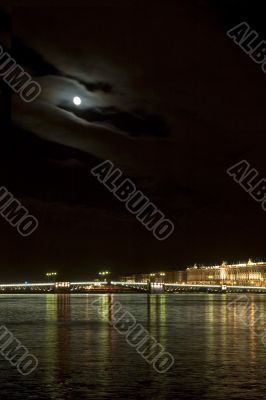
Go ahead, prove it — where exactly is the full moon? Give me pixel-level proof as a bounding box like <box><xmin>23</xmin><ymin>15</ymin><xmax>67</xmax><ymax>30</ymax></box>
<box><xmin>73</xmin><ymin>96</ymin><xmax>81</xmax><ymax>106</ymax></box>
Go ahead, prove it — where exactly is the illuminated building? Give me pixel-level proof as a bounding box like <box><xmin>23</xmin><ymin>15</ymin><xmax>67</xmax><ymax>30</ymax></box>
<box><xmin>186</xmin><ymin>259</ymin><xmax>266</xmax><ymax>286</ymax></box>
<box><xmin>119</xmin><ymin>260</ymin><xmax>266</xmax><ymax>287</ymax></box>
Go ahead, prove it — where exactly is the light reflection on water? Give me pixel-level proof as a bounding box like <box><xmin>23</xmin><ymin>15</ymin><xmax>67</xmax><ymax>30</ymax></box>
<box><xmin>0</xmin><ymin>293</ymin><xmax>266</xmax><ymax>399</ymax></box>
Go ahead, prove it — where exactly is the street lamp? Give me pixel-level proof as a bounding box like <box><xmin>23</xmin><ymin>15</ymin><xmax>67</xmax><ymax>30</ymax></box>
<box><xmin>46</xmin><ymin>272</ymin><xmax>58</xmax><ymax>282</ymax></box>
<box><xmin>149</xmin><ymin>273</ymin><xmax>155</xmax><ymax>283</ymax></box>
<box><xmin>98</xmin><ymin>271</ymin><xmax>110</xmax><ymax>282</ymax></box>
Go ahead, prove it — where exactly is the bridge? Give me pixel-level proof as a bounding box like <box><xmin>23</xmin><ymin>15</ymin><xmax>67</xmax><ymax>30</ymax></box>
<box><xmin>112</xmin><ymin>282</ymin><xmax>266</xmax><ymax>293</ymax></box>
<box><xmin>1</xmin><ymin>281</ymin><xmax>266</xmax><ymax>293</ymax></box>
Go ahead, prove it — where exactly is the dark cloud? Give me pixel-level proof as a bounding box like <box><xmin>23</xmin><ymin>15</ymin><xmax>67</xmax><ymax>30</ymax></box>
<box><xmin>59</xmin><ymin>103</ymin><xmax>169</xmax><ymax>138</ymax></box>
<box><xmin>12</xmin><ymin>36</ymin><xmax>60</xmax><ymax>76</ymax></box>
<box><xmin>13</xmin><ymin>35</ymin><xmax>114</xmax><ymax>93</ymax></box>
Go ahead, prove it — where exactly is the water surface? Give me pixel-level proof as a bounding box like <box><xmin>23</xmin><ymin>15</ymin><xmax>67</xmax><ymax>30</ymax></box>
<box><xmin>0</xmin><ymin>293</ymin><xmax>266</xmax><ymax>399</ymax></box>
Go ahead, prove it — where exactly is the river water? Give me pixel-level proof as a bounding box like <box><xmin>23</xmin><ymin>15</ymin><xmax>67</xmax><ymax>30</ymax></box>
<box><xmin>0</xmin><ymin>293</ymin><xmax>266</xmax><ymax>399</ymax></box>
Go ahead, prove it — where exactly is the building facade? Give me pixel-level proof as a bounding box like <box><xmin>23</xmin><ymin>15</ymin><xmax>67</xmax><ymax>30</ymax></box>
<box><xmin>186</xmin><ymin>260</ymin><xmax>266</xmax><ymax>286</ymax></box>
<box><xmin>120</xmin><ymin>260</ymin><xmax>266</xmax><ymax>286</ymax></box>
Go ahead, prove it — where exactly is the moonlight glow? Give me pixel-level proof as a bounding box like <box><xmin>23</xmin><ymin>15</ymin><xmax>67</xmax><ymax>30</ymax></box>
<box><xmin>73</xmin><ymin>96</ymin><xmax>81</xmax><ymax>106</ymax></box>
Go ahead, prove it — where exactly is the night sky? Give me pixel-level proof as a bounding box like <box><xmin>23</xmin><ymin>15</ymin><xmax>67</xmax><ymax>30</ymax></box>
<box><xmin>0</xmin><ymin>0</ymin><xmax>266</xmax><ymax>281</ymax></box>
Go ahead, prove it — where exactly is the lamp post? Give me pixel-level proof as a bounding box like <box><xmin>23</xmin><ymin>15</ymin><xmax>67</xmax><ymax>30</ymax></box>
<box><xmin>98</xmin><ymin>271</ymin><xmax>110</xmax><ymax>283</ymax></box>
<box><xmin>46</xmin><ymin>272</ymin><xmax>58</xmax><ymax>283</ymax></box>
